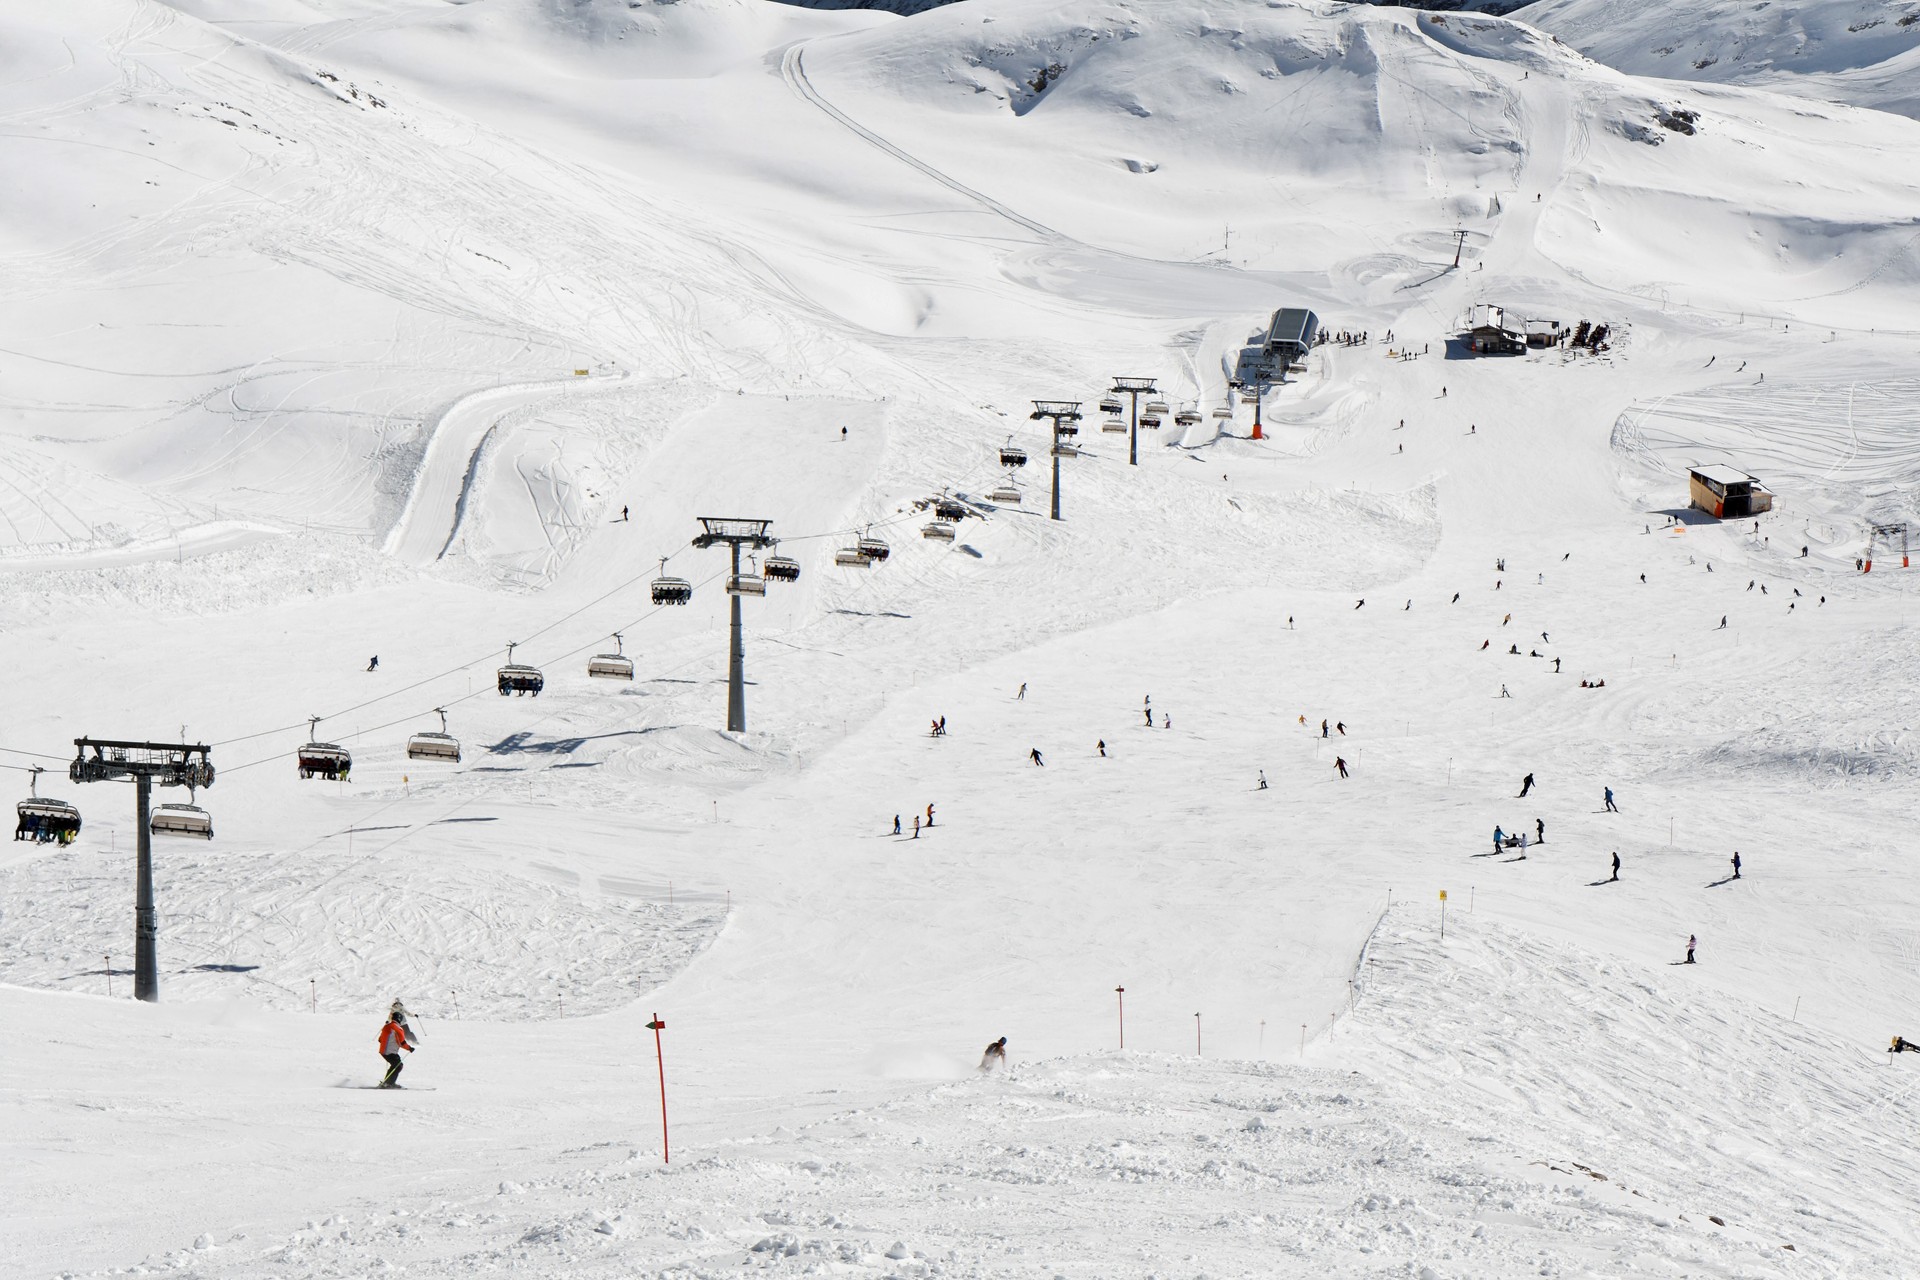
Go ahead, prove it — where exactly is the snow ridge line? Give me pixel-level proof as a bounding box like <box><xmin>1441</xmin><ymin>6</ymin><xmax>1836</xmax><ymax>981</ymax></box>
<box><xmin>1349</xmin><ymin>904</ymin><xmax>1391</xmax><ymax>998</ymax></box>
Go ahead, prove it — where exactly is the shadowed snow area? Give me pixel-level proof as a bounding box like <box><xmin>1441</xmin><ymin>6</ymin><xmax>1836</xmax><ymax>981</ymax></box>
<box><xmin>2</xmin><ymin>0</ymin><xmax>1919</xmax><ymax>1275</ymax></box>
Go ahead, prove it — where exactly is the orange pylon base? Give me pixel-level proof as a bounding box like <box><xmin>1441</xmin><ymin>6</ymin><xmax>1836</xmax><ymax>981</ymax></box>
<box><xmin>1251</xmin><ymin>424</ymin><xmax>1263</xmax><ymax>440</ymax></box>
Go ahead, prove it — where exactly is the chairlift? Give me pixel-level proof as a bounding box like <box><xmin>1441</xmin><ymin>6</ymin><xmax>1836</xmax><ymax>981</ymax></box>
<box><xmin>922</xmin><ymin>521</ymin><xmax>956</xmax><ymax>542</ymax></box>
<box><xmin>1144</xmin><ymin>399</ymin><xmax>1170</xmax><ymax>416</ymax></box>
<box><xmin>298</xmin><ymin>718</ymin><xmax>352</xmax><ymax>781</ymax></box>
<box><xmin>1101</xmin><ymin>418</ymin><xmax>1127</xmax><ymax>433</ymax></box>
<box><xmin>1239</xmin><ymin>390</ymin><xmax>1260</xmax><ymax>403</ymax></box>
<box><xmin>934</xmin><ymin>498</ymin><xmax>968</xmax><ymax>522</ymax></box>
<box><xmin>407</xmin><ymin>708</ymin><xmax>463</xmax><ymax>761</ymax></box>
<box><xmin>835</xmin><ymin>546</ymin><xmax>871</xmax><ymax>567</ymax></box>
<box><xmin>988</xmin><ymin>484</ymin><xmax>1022</xmax><ymax>504</ymax></box>
<box><xmin>1052</xmin><ymin>442</ymin><xmax>1082</xmax><ymax>458</ymax></box>
<box><xmin>856</xmin><ymin>529</ymin><xmax>890</xmax><ymax>562</ymax></box>
<box><xmin>999</xmin><ymin>442</ymin><xmax>1028</xmax><ymax>468</ymax></box>
<box><xmin>1175</xmin><ymin>408</ymin><xmax>1202</xmax><ymax>428</ymax></box>
<box><xmin>1098</xmin><ymin>397</ymin><xmax>1124</xmax><ymax>415</ymax></box>
<box><xmin>15</xmin><ymin>766</ymin><xmax>81</xmax><ymax>844</ymax></box>
<box><xmin>763</xmin><ymin>553</ymin><xmax>801</xmax><ymax>583</ymax></box>
<box><xmin>728</xmin><ymin>557</ymin><xmax>767</xmax><ymax>597</ymax></box>
<box><xmin>150</xmin><ymin>800</ymin><xmax>213</xmax><ymax>840</ymax></box>
<box><xmin>1212</xmin><ymin>404</ymin><xmax>1234</xmax><ymax>420</ymax></box>
<box><xmin>497</xmin><ymin>642</ymin><xmax>545</xmax><ymax>697</ymax></box>
<box><xmin>650</xmin><ymin>558</ymin><xmax>693</xmax><ymax>606</ymax></box>
<box><xmin>587</xmin><ymin>633</ymin><xmax>634</xmax><ymax>681</ymax></box>
<box><xmin>1140</xmin><ymin>415</ymin><xmax>1163</xmax><ymax>429</ymax></box>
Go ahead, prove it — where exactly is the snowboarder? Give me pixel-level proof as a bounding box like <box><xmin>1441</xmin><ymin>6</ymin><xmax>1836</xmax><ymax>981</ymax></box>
<box><xmin>378</xmin><ymin>1004</ymin><xmax>415</xmax><ymax>1087</ymax></box>
<box><xmin>1097</xmin><ymin>739</ymin><xmax>1106</xmax><ymax>757</ymax></box>
<box><xmin>1685</xmin><ymin>934</ymin><xmax>1697</xmax><ymax>964</ymax></box>
<box><xmin>1610</xmin><ymin>851</ymin><xmax>1621</xmax><ymax>882</ymax></box>
<box><xmin>980</xmin><ymin>1037</ymin><xmax>1008</xmax><ymax>1072</ymax></box>
<box><xmin>1604</xmin><ymin>786</ymin><xmax>1617</xmax><ymax>812</ymax></box>
<box><xmin>1535</xmin><ymin>818</ymin><xmax>1545</xmax><ymax>844</ymax></box>
<box><xmin>1017</xmin><ymin>682</ymin><xmax>1027</xmax><ymax>701</ymax></box>
<box><xmin>1257</xmin><ymin>770</ymin><xmax>1268</xmax><ymax>790</ymax></box>
<box><xmin>1029</xmin><ymin>748</ymin><xmax>1044</xmax><ymax>767</ymax></box>
<box><xmin>1334</xmin><ymin>756</ymin><xmax>1349</xmax><ymax>779</ymax></box>
<box><xmin>1518</xmin><ymin>772</ymin><xmax>1535</xmax><ymax>798</ymax></box>
<box><xmin>1730</xmin><ymin>851</ymin><xmax>1741</xmax><ymax>879</ymax></box>
<box><xmin>367</xmin><ymin>656</ymin><xmax>379</xmax><ymax>672</ymax></box>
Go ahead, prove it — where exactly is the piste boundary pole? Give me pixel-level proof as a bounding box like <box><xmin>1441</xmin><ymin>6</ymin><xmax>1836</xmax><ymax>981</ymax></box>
<box><xmin>647</xmin><ymin>1013</ymin><xmax>670</xmax><ymax>1163</ymax></box>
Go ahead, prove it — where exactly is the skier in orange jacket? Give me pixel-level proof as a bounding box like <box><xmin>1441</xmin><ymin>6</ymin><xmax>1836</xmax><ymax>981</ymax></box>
<box><xmin>378</xmin><ymin>1001</ymin><xmax>415</xmax><ymax>1088</ymax></box>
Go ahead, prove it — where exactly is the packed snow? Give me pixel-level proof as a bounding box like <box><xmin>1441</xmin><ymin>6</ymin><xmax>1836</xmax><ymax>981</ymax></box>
<box><xmin>3</xmin><ymin>0</ymin><xmax>1918</xmax><ymax>1276</ymax></box>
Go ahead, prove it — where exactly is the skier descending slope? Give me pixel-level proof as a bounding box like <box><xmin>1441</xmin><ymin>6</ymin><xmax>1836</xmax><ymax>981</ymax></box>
<box><xmin>980</xmin><ymin>1037</ymin><xmax>1008</xmax><ymax>1073</ymax></box>
<box><xmin>378</xmin><ymin>1001</ymin><xmax>416</xmax><ymax>1088</ymax></box>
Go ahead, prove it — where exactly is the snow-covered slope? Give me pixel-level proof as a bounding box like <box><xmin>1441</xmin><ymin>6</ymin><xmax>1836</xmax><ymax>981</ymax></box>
<box><xmin>5</xmin><ymin>0</ymin><xmax>1920</xmax><ymax>1275</ymax></box>
<box><xmin>1513</xmin><ymin>0</ymin><xmax>1920</xmax><ymax>119</ymax></box>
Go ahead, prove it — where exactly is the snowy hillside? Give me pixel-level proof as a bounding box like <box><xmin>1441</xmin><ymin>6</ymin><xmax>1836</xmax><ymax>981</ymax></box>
<box><xmin>4</xmin><ymin>0</ymin><xmax>1920</xmax><ymax>1275</ymax></box>
<box><xmin>1513</xmin><ymin>0</ymin><xmax>1920</xmax><ymax>119</ymax></box>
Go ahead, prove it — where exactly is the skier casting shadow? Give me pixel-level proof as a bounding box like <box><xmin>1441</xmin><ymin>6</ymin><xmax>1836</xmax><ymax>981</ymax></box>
<box><xmin>377</xmin><ymin>1000</ymin><xmax>417</xmax><ymax>1087</ymax></box>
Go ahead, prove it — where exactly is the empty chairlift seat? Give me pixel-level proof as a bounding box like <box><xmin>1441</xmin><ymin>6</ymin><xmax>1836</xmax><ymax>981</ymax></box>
<box><xmin>835</xmin><ymin>546</ymin><xmax>871</xmax><ymax>567</ymax></box>
<box><xmin>150</xmin><ymin>802</ymin><xmax>213</xmax><ymax>840</ymax></box>
<box><xmin>1144</xmin><ymin>399</ymin><xmax>1170</xmax><ymax>416</ymax></box>
<box><xmin>1212</xmin><ymin>404</ymin><xmax>1234</xmax><ymax>419</ymax></box>
<box><xmin>922</xmin><ymin>521</ymin><xmax>956</xmax><ymax>542</ymax></box>
<box><xmin>988</xmin><ymin>484</ymin><xmax>1021</xmax><ymax>504</ymax></box>
<box><xmin>727</xmin><ymin>571</ymin><xmax>766</xmax><ymax>597</ymax></box>
<box><xmin>408</xmin><ymin>709</ymin><xmax>463</xmax><ymax>760</ymax></box>
<box><xmin>1102</xmin><ymin>416</ymin><xmax>1127</xmax><ymax>433</ymax></box>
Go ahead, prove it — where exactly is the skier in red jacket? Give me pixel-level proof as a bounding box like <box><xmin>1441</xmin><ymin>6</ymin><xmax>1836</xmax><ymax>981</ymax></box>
<box><xmin>378</xmin><ymin>1001</ymin><xmax>416</xmax><ymax>1088</ymax></box>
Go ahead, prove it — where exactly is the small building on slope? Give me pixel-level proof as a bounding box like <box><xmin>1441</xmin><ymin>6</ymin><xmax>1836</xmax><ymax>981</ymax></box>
<box><xmin>1688</xmin><ymin>465</ymin><xmax>1773</xmax><ymax>519</ymax></box>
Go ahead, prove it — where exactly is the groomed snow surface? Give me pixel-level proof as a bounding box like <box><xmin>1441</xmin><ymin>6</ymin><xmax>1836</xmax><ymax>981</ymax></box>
<box><xmin>3</xmin><ymin>0</ymin><xmax>1919</xmax><ymax>1276</ymax></box>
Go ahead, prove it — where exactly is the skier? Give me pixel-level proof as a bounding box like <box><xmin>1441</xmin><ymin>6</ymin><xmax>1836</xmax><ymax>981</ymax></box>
<box><xmin>1503</xmin><ymin>613</ymin><xmax>1511</xmax><ymax>626</ymax></box>
<box><xmin>1257</xmin><ymin>770</ymin><xmax>1268</xmax><ymax>790</ymax></box>
<box><xmin>1321</xmin><ymin>719</ymin><xmax>1330</xmax><ymax>738</ymax></box>
<box><xmin>1535</xmin><ymin>818</ymin><xmax>1545</xmax><ymax>844</ymax></box>
<box><xmin>1355</xmin><ymin>599</ymin><xmax>1365</xmax><ymax>609</ymax></box>
<box><xmin>1481</xmin><ymin>640</ymin><xmax>1490</xmax><ymax>651</ymax></box>
<box><xmin>1604</xmin><ymin>786</ymin><xmax>1617</xmax><ymax>812</ymax></box>
<box><xmin>367</xmin><ymin>656</ymin><xmax>379</xmax><ymax>672</ymax></box>
<box><xmin>378</xmin><ymin>1003</ymin><xmax>415</xmax><ymax>1088</ymax></box>
<box><xmin>892</xmin><ymin>814</ymin><xmax>902</xmax><ymax>836</ymax></box>
<box><xmin>1336</xmin><ymin>722</ymin><xmax>1346</xmax><ymax>735</ymax></box>
<box><xmin>1164</xmin><ymin>716</ymin><xmax>1172</xmax><ymax>730</ymax></box>
<box><xmin>1718</xmin><ymin>616</ymin><xmax>1728</xmax><ymax>629</ymax></box>
<box><xmin>1029</xmin><ymin>748</ymin><xmax>1044</xmax><ymax>767</ymax></box>
<box><xmin>1610</xmin><ymin>851</ymin><xmax>1621</xmax><ymax>882</ymax></box>
<box><xmin>1144</xmin><ymin>708</ymin><xmax>1154</xmax><ymax>726</ymax></box>
<box><xmin>1097</xmin><ymin>740</ymin><xmax>1106</xmax><ymax>757</ymax></box>
<box><xmin>1500</xmin><ymin>684</ymin><xmax>1511</xmax><ymax>698</ymax></box>
<box><xmin>1892</xmin><ymin>1036</ymin><xmax>1915</xmax><ymax>1054</ymax></box>
<box><xmin>980</xmin><ymin>1037</ymin><xmax>1008</xmax><ymax>1072</ymax></box>
<box><xmin>1518</xmin><ymin>772</ymin><xmax>1535</xmax><ymax>797</ymax></box>
<box><xmin>1493</xmin><ymin>825</ymin><xmax>1505</xmax><ymax>852</ymax></box>
<box><xmin>912</xmin><ymin>815</ymin><xmax>920</xmax><ymax>839</ymax></box>
<box><xmin>1730</xmin><ymin>851</ymin><xmax>1741</xmax><ymax>880</ymax></box>
<box><xmin>1334</xmin><ymin>756</ymin><xmax>1349</xmax><ymax>779</ymax></box>
<box><xmin>1451</xmin><ymin>593</ymin><xmax>1460</xmax><ymax>604</ymax></box>
<box><xmin>1553</xmin><ymin>657</ymin><xmax>1561</xmax><ymax>673</ymax></box>
<box><xmin>1685</xmin><ymin>934</ymin><xmax>1698</xmax><ymax>964</ymax></box>
<box><xmin>621</xmin><ymin>505</ymin><xmax>629</xmax><ymax>522</ymax></box>
<box><xmin>1017</xmin><ymin>682</ymin><xmax>1027</xmax><ymax>701</ymax></box>
<box><xmin>1517</xmin><ymin>831</ymin><xmax>1528</xmax><ymax>858</ymax></box>
<box><xmin>926</xmin><ymin>803</ymin><xmax>935</xmax><ymax>829</ymax></box>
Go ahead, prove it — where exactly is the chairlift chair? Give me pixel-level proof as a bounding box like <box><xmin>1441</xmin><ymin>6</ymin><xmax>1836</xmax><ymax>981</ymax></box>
<box><xmin>15</xmin><ymin>767</ymin><xmax>81</xmax><ymax>844</ymax></box>
<box><xmin>999</xmin><ymin>442</ymin><xmax>1028</xmax><ymax>468</ymax></box>
<box><xmin>497</xmin><ymin>642</ymin><xmax>544</xmax><ymax>697</ymax></box>
<box><xmin>1144</xmin><ymin>399</ymin><xmax>1170</xmax><ymax>416</ymax></box>
<box><xmin>150</xmin><ymin>801</ymin><xmax>213</xmax><ymax>840</ymax></box>
<box><xmin>1140</xmin><ymin>415</ymin><xmax>1163</xmax><ymax>429</ymax></box>
<box><xmin>728</xmin><ymin>567</ymin><xmax>767</xmax><ymax>597</ymax></box>
<box><xmin>1052</xmin><ymin>442</ymin><xmax>1082</xmax><ymax>458</ymax></box>
<box><xmin>1239</xmin><ymin>390</ymin><xmax>1260</xmax><ymax>403</ymax></box>
<box><xmin>298</xmin><ymin>720</ymin><xmax>352</xmax><ymax>781</ymax></box>
<box><xmin>763</xmin><ymin>554</ymin><xmax>801</xmax><ymax>583</ymax></box>
<box><xmin>934</xmin><ymin>498</ymin><xmax>968</xmax><ymax>522</ymax></box>
<box><xmin>1098</xmin><ymin>397</ymin><xmax>1124</xmax><ymax>415</ymax></box>
<box><xmin>1175</xmin><ymin>408</ymin><xmax>1202</xmax><ymax>428</ymax></box>
<box><xmin>835</xmin><ymin>546</ymin><xmax>871</xmax><ymax>567</ymax></box>
<box><xmin>1102</xmin><ymin>418</ymin><xmax>1127</xmax><ymax>433</ymax></box>
<box><xmin>988</xmin><ymin>484</ymin><xmax>1021</xmax><ymax>504</ymax></box>
<box><xmin>587</xmin><ymin>633</ymin><xmax>635</xmax><ymax>680</ymax></box>
<box><xmin>1212</xmin><ymin>404</ymin><xmax>1234</xmax><ymax>420</ymax></box>
<box><xmin>922</xmin><ymin>521</ymin><xmax>956</xmax><ymax>543</ymax></box>
<box><xmin>856</xmin><ymin>529</ymin><xmax>890</xmax><ymax>562</ymax></box>
<box><xmin>407</xmin><ymin>708</ymin><xmax>463</xmax><ymax>760</ymax></box>
<box><xmin>650</xmin><ymin>558</ymin><xmax>693</xmax><ymax>606</ymax></box>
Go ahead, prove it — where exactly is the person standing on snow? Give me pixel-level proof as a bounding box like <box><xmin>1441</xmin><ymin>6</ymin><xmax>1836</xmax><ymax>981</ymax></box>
<box><xmin>1097</xmin><ymin>740</ymin><xmax>1106</xmax><ymax>757</ymax></box>
<box><xmin>1493</xmin><ymin>826</ymin><xmax>1505</xmax><ymax>852</ymax></box>
<box><xmin>1610</xmin><ymin>851</ymin><xmax>1621</xmax><ymax>882</ymax></box>
<box><xmin>1604</xmin><ymin>787</ymin><xmax>1617</xmax><ymax>812</ymax></box>
<box><xmin>1730</xmin><ymin>851</ymin><xmax>1741</xmax><ymax>880</ymax></box>
<box><xmin>925</xmin><ymin>803</ymin><xmax>935</xmax><ymax>829</ymax></box>
<box><xmin>980</xmin><ymin>1037</ymin><xmax>1008</xmax><ymax>1072</ymax></box>
<box><xmin>367</xmin><ymin>656</ymin><xmax>379</xmax><ymax>672</ymax></box>
<box><xmin>1144</xmin><ymin>707</ymin><xmax>1154</xmax><ymax>727</ymax></box>
<box><xmin>1535</xmin><ymin>818</ymin><xmax>1545</xmax><ymax>844</ymax></box>
<box><xmin>912</xmin><ymin>815</ymin><xmax>920</xmax><ymax>838</ymax></box>
<box><xmin>892</xmin><ymin>815</ymin><xmax>902</xmax><ymax>836</ymax></box>
<box><xmin>1257</xmin><ymin>770</ymin><xmax>1268</xmax><ymax>790</ymax></box>
<box><xmin>378</xmin><ymin>1002</ymin><xmax>415</xmax><ymax>1088</ymax></box>
<box><xmin>1685</xmin><ymin>934</ymin><xmax>1698</xmax><ymax>964</ymax></box>
<box><xmin>1321</xmin><ymin>719</ymin><xmax>1330</xmax><ymax>738</ymax></box>
<box><xmin>1518</xmin><ymin>772</ymin><xmax>1535</xmax><ymax>798</ymax></box>
<box><xmin>1017</xmin><ymin>683</ymin><xmax>1027</xmax><ymax>701</ymax></box>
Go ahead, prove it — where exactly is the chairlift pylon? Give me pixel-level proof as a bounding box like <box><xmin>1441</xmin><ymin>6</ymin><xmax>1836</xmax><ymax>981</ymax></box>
<box><xmin>407</xmin><ymin>707</ymin><xmax>463</xmax><ymax>761</ymax></box>
<box><xmin>497</xmin><ymin>642</ymin><xmax>545</xmax><ymax>697</ymax></box>
<box><xmin>14</xmin><ymin>765</ymin><xmax>81</xmax><ymax>845</ymax></box>
<box><xmin>650</xmin><ymin>558</ymin><xmax>693</xmax><ymax>606</ymax></box>
<box><xmin>587</xmin><ymin>633</ymin><xmax>635</xmax><ymax>681</ymax></box>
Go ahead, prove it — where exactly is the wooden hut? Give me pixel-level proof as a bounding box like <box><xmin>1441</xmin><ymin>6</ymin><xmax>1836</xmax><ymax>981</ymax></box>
<box><xmin>1688</xmin><ymin>465</ymin><xmax>1773</xmax><ymax>519</ymax></box>
<box><xmin>1465</xmin><ymin>303</ymin><xmax>1524</xmax><ymax>354</ymax></box>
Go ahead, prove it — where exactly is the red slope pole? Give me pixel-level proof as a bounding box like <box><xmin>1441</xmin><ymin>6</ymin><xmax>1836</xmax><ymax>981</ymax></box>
<box><xmin>647</xmin><ymin>1014</ymin><xmax>669</xmax><ymax>1164</ymax></box>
